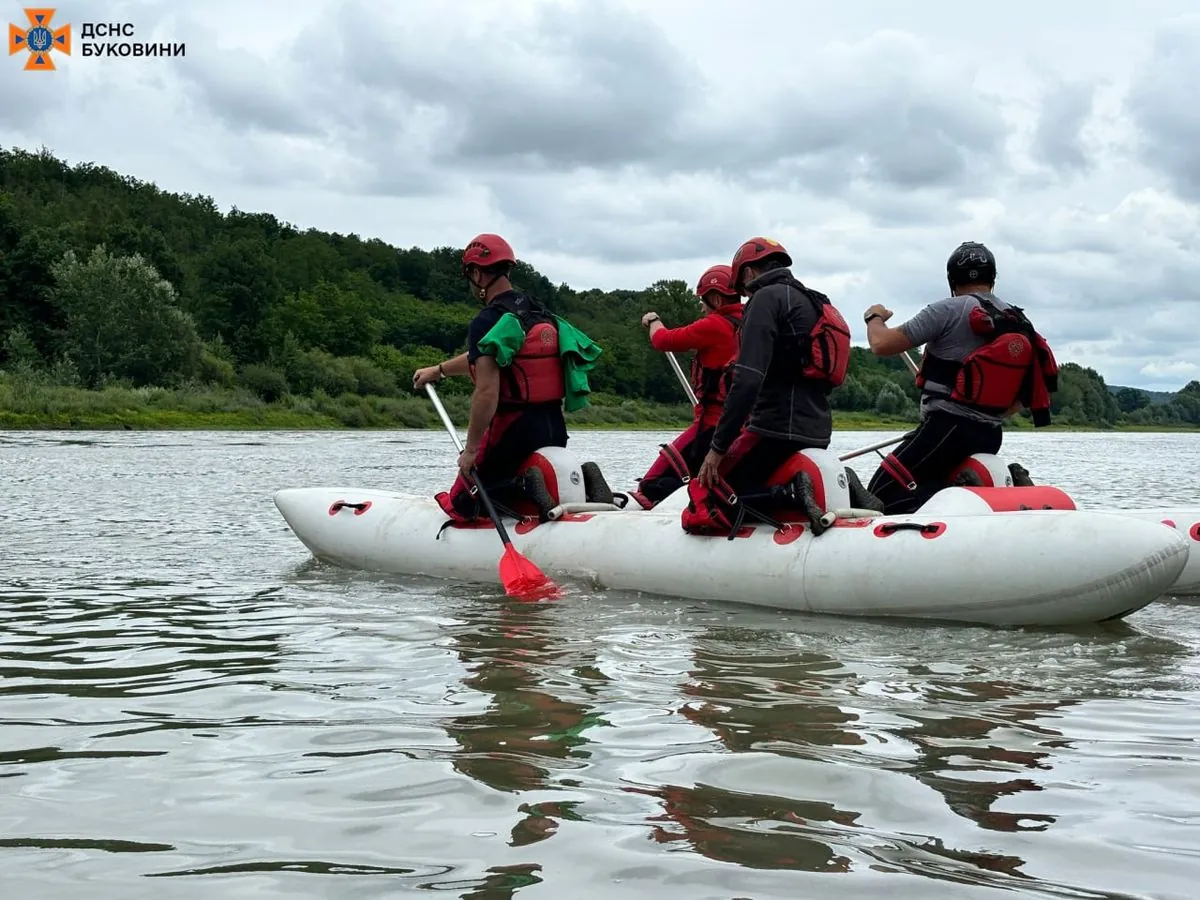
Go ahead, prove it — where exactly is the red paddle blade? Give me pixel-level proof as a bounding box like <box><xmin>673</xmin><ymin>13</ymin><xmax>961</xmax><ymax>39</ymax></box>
<box><xmin>499</xmin><ymin>544</ymin><xmax>561</xmax><ymax>601</ymax></box>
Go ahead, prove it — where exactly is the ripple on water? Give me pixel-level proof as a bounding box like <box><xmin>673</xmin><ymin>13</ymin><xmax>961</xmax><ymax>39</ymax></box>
<box><xmin>3</xmin><ymin>430</ymin><xmax>1200</xmax><ymax>900</ymax></box>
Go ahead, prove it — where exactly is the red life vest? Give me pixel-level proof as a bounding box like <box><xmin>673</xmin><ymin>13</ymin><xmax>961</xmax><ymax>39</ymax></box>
<box><xmin>802</xmin><ymin>289</ymin><xmax>852</xmax><ymax>388</ymax></box>
<box><xmin>916</xmin><ymin>294</ymin><xmax>1058</xmax><ymax>426</ymax></box>
<box><xmin>750</xmin><ymin>278</ymin><xmax>852</xmax><ymax>388</ymax></box>
<box><xmin>689</xmin><ymin>308</ymin><xmax>741</xmax><ymax>415</ymax></box>
<box><xmin>470</xmin><ymin>293</ymin><xmax>566</xmax><ymax>407</ymax></box>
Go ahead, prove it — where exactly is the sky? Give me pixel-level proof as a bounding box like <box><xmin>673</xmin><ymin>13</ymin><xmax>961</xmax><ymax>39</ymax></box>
<box><xmin>3</xmin><ymin>0</ymin><xmax>1199</xmax><ymax>391</ymax></box>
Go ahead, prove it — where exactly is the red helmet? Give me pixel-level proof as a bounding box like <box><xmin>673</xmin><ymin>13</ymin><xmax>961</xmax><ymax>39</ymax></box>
<box><xmin>730</xmin><ymin>237</ymin><xmax>792</xmax><ymax>291</ymax></box>
<box><xmin>695</xmin><ymin>264</ymin><xmax>739</xmax><ymax>302</ymax></box>
<box><xmin>462</xmin><ymin>233</ymin><xmax>516</xmax><ymax>272</ymax></box>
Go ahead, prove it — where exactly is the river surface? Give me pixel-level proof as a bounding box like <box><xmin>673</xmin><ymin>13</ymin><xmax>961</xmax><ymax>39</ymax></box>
<box><xmin>2</xmin><ymin>428</ymin><xmax>1199</xmax><ymax>900</ymax></box>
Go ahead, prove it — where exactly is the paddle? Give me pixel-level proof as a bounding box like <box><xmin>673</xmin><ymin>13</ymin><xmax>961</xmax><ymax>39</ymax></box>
<box><xmin>665</xmin><ymin>351</ymin><xmax>699</xmax><ymax>407</ymax></box>
<box><xmin>839</xmin><ymin>432</ymin><xmax>910</xmax><ymax>462</ymax></box>
<box><xmin>424</xmin><ymin>383</ymin><xmax>561</xmax><ymax>602</ymax></box>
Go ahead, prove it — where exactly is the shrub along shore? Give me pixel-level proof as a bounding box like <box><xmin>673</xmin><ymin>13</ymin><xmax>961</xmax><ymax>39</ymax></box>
<box><xmin>1</xmin><ymin>373</ymin><xmax>1192</xmax><ymax>433</ymax></box>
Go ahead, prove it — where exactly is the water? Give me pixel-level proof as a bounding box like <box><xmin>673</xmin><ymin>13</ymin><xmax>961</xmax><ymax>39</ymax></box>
<box><xmin>2</xmin><ymin>428</ymin><xmax>1199</xmax><ymax>899</ymax></box>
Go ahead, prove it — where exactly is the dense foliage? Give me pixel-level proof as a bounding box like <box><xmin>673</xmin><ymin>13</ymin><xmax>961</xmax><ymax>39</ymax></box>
<box><xmin>2</xmin><ymin>146</ymin><xmax>1197</xmax><ymax>429</ymax></box>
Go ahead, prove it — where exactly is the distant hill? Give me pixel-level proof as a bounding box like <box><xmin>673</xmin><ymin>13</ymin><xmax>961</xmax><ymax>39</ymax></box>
<box><xmin>1108</xmin><ymin>385</ymin><xmax>1177</xmax><ymax>406</ymax></box>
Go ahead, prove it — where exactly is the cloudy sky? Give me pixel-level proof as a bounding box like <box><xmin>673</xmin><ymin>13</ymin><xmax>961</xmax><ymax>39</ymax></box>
<box><xmin>3</xmin><ymin>0</ymin><xmax>1199</xmax><ymax>390</ymax></box>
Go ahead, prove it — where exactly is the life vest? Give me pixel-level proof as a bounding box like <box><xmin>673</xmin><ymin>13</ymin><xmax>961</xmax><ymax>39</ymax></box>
<box><xmin>689</xmin><ymin>310</ymin><xmax>741</xmax><ymax>413</ymax></box>
<box><xmin>915</xmin><ymin>294</ymin><xmax>1058</xmax><ymax>426</ymax></box>
<box><xmin>800</xmin><ymin>285</ymin><xmax>852</xmax><ymax>388</ymax></box>
<box><xmin>754</xmin><ymin>278</ymin><xmax>851</xmax><ymax>388</ymax></box>
<box><xmin>471</xmin><ymin>293</ymin><xmax>566</xmax><ymax>406</ymax></box>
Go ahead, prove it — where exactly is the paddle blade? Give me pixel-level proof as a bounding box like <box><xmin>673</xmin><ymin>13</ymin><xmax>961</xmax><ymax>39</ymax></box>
<box><xmin>499</xmin><ymin>543</ymin><xmax>561</xmax><ymax>601</ymax></box>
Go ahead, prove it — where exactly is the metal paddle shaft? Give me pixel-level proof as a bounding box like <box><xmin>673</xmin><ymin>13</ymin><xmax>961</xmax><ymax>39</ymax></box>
<box><xmin>838</xmin><ymin>432</ymin><xmax>910</xmax><ymax>462</ymax></box>
<box><xmin>666</xmin><ymin>351</ymin><xmax>698</xmax><ymax>407</ymax></box>
<box><xmin>426</xmin><ymin>381</ymin><xmax>466</xmax><ymax>453</ymax></box>
<box><xmin>423</xmin><ymin>382</ymin><xmax>557</xmax><ymax>600</ymax></box>
<box><xmin>425</xmin><ymin>381</ymin><xmax>506</xmax><ymax>537</ymax></box>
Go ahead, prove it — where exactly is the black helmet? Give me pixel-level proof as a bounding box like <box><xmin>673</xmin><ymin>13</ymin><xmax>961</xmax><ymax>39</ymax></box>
<box><xmin>946</xmin><ymin>241</ymin><xmax>996</xmax><ymax>288</ymax></box>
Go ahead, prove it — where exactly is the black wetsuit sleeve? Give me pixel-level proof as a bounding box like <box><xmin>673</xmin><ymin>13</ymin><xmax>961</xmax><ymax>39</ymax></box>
<box><xmin>710</xmin><ymin>289</ymin><xmax>779</xmax><ymax>454</ymax></box>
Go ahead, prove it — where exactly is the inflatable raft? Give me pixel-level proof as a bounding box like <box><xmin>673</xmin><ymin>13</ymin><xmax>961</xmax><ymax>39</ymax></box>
<box><xmin>273</xmin><ymin>447</ymin><xmax>1192</xmax><ymax>628</ymax></box>
<box><xmin>643</xmin><ymin>453</ymin><xmax>1200</xmax><ymax>598</ymax></box>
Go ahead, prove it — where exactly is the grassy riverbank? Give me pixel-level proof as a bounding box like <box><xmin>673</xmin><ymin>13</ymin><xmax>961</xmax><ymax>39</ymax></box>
<box><xmin>1</xmin><ymin>375</ymin><xmax>1196</xmax><ymax>433</ymax></box>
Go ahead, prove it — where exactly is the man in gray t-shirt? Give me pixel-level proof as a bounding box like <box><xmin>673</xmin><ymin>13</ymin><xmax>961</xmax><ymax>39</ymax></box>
<box><xmin>898</xmin><ymin>291</ymin><xmax>1013</xmax><ymax>426</ymax></box>
<box><xmin>856</xmin><ymin>241</ymin><xmax>1030</xmax><ymax>514</ymax></box>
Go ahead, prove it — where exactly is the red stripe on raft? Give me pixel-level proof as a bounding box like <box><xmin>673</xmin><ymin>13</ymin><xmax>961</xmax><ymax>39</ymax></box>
<box><xmin>950</xmin><ymin>457</ymin><xmax>995</xmax><ymax>487</ymax></box>
<box><xmin>963</xmin><ymin>486</ymin><xmax>1077</xmax><ymax>511</ymax></box>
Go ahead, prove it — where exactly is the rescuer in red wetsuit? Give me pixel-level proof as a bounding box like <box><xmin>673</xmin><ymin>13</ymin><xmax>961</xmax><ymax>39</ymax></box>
<box><xmin>627</xmin><ymin>264</ymin><xmax>743</xmax><ymax>509</ymax></box>
<box><xmin>412</xmin><ymin>233</ymin><xmax>612</xmax><ymax>522</ymax></box>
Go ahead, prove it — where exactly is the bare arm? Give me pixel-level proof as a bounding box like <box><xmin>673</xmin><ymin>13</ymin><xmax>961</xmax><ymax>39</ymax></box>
<box><xmin>464</xmin><ymin>355</ymin><xmax>500</xmax><ymax>454</ymax></box>
<box><xmin>413</xmin><ymin>351</ymin><xmax>469</xmax><ymax>389</ymax></box>
<box><xmin>440</xmin><ymin>352</ymin><xmax>469</xmax><ymax>377</ymax></box>
<box><xmin>866</xmin><ymin>317</ymin><xmax>915</xmax><ymax>356</ymax></box>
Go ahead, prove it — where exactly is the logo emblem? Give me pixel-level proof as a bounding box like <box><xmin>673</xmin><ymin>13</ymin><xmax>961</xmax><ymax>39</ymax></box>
<box><xmin>569</xmin><ymin>470</ymin><xmax>581</xmax><ymax>485</ymax></box>
<box><xmin>1007</xmin><ymin>338</ymin><xmax>1025</xmax><ymax>358</ymax></box>
<box><xmin>837</xmin><ymin>473</ymin><xmax>847</xmax><ymax>489</ymax></box>
<box><xmin>8</xmin><ymin>7</ymin><xmax>70</xmax><ymax>71</ymax></box>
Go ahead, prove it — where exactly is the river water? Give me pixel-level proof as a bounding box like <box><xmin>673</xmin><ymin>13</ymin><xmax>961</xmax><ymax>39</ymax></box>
<box><xmin>2</xmin><ymin>428</ymin><xmax>1199</xmax><ymax>899</ymax></box>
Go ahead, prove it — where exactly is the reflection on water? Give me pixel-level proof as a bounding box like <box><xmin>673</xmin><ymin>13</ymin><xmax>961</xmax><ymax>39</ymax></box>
<box><xmin>2</xmin><ymin>430</ymin><xmax>1200</xmax><ymax>899</ymax></box>
<box><xmin>444</xmin><ymin>599</ymin><xmax>608</xmax><ymax>852</ymax></box>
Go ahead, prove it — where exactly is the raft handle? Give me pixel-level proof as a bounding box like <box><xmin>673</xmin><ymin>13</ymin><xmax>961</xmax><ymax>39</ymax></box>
<box><xmin>873</xmin><ymin>521</ymin><xmax>946</xmax><ymax>539</ymax></box>
<box><xmin>329</xmin><ymin>500</ymin><xmax>372</xmax><ymax>516</ymax></box>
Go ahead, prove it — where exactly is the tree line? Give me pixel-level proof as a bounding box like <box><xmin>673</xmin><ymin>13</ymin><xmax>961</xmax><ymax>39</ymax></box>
<box><xmin>2</xmin><ymin>146</ymin><xmax>1197</xmax><ymax>429</ymax></box>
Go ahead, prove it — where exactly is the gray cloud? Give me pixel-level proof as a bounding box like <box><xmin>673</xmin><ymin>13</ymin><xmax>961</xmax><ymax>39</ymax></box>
<box><xmin>681</xmin><ymin>30</ymin><xmax>1012</xmax><ymax>193</ymax></box>
<box><xmin>1031</xmin><ymin>79</ymin><xmax>1097</xmax><ymax>173</ymax></box>
<box><xmin>1127</xmin><ymin>15</ymin><xmax>1200</xmax><ymax>201</ymax></box>
<box><xmin>171</xmin><ymin>6</ymin><xmax>1013</xmax><ymax>202</ymax></box>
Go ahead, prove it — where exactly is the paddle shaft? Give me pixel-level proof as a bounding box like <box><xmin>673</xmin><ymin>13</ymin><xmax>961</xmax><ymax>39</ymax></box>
<box><xmin>424</xmin><ymin>382</ymin><xmax>516</xmax><ymax>546</ymax></box>
<box><xmin>666</xmin><ymin>351</ymin><xmax>699</xmax><ymax>406</ymax></box>
<box><xmin>838</xmin><ymin>433</ymin><xmax>909</xmax><ymax>462</ymax></box>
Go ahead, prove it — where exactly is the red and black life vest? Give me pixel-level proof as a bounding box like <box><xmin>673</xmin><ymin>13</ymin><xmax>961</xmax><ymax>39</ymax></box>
<box><xmin>916</xmin><ymin>294</ymin><xmax>1058</xmax><ymax>426</ymax></box>
<box><xmin>690</xmin><ymin>310</ymin><xmax>741</xmax><ymax>414</ymax></box>
<box><xmin>801</xmin><ymin>286</ymin><xmax>852</xmax><ymax>388</ymax></box>
<box><xmin>754</xmin><ymin>278</ymin><xmax>852</xmax><ymax>389</ymax></box>
<box><xmin>471</xmin><ymin>293</ymin><xmax>566</xmax><ymax>407</ymax></box>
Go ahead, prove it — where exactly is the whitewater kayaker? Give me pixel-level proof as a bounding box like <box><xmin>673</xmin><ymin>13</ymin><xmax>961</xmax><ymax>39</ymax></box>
<box><xmin>627</xmin><ymin>264</ymin><xmax>743</xmax><ymax>509</ymax></box>
<box><xmin>685</xmin><ymin>237</ymin><xmax>871</xmax><ymax>533</ymax></box>
<box><xmin>412</xmin><ymin>233</ymin><xmax>614</xmax><ymax>522</ymax></box>
<box><xmin>862</xmin><ymin>240</ymin><xmax>1058</xmax><ymax>513</ymax></box>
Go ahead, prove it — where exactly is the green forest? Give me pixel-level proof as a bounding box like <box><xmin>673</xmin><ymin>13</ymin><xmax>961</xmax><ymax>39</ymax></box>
<box><xmin>2</xmin><ymin>146</ymin><xmax>1198</xmax><ymax>431</ymax></box>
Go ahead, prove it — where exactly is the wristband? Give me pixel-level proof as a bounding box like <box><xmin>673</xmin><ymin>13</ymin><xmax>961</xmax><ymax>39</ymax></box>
<box><xmin>864</xmin><ymin>313</ymin><xmax>882</xmax><ymax>325</ymax></box>
<box><xmin>437</xmin><ymin>363</ymin><xmax>446</xmax><ymax>378</ymax></box>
